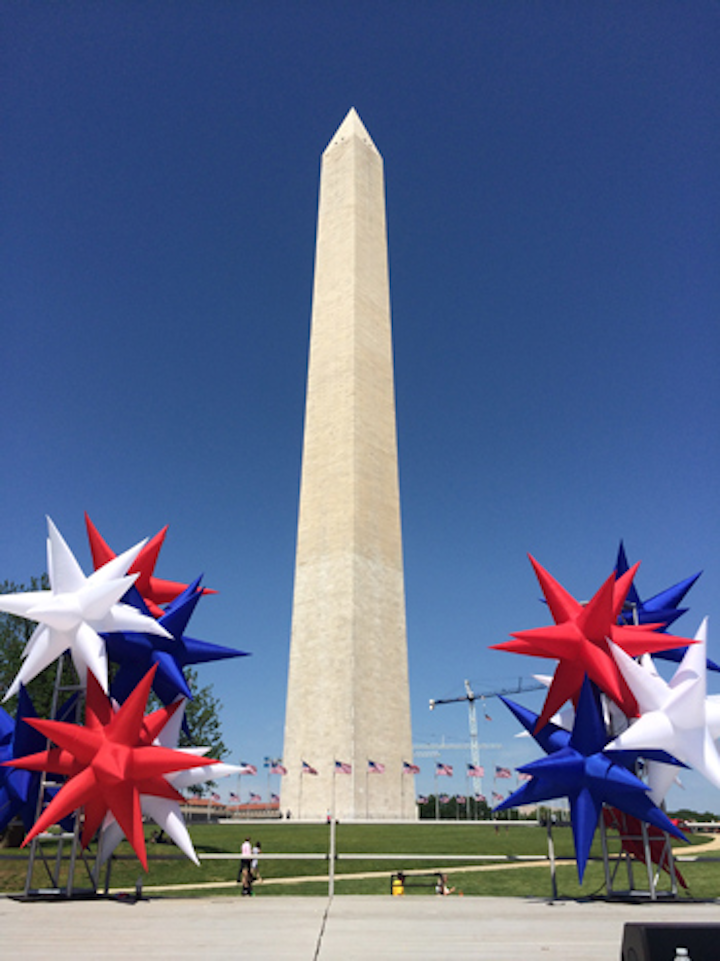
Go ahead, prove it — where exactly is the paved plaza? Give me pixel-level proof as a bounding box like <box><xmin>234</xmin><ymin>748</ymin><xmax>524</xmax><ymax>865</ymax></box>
<box><xmin>2</xmin><ymin>894</ymin><xmax>720</xmax><ymax>959</ymax></box>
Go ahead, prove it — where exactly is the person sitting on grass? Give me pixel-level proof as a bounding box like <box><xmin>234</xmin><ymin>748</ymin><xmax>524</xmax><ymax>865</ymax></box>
<box><xmin>435</xmin><ymin>873</ymin><xmax>455</xmax><ymax>896</ymax></box>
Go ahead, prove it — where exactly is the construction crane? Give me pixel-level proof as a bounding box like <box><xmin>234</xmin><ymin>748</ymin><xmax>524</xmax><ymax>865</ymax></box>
<box><xmin>429</xmin><ymin>678</ymin><xmax>544</xmax><ymax>793</ymax></box>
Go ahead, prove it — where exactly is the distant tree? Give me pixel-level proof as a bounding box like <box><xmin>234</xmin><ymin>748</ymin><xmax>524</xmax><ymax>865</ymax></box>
<box><xmin>177</xmin><ymin>667</ymin><xmax>229</xmax><ymax>759</ymax></box>
<box><xmin>669</xmin><ymin>808</ymin><xmax>719</xmax><ymax>823</ymax></box>
<box><xmin>418</xmin><ymin>794</ymin><xmax>495</xmax><ymax>820</ymax></box>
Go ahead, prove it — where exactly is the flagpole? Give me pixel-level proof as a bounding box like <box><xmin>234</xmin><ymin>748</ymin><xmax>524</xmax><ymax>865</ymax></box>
<box><xmin>328</xmin><ymin>813</ymin><xmax>336</xmax><ymax>897</ymax></box>
<box><xmin>434</xmin><ymin>769</ymin><xmax>439</xmax><ymax>820</ymax></box>
<box><xmin>299</xmin><ymin>767</ymin><xmax>304</xmax><ymax>820</ymax></box>
<box><xmin>365</xmin><ymin>761</ymin><xmax>369</xmax><ymax>819</ymax></box>
<box><xmin>332</xmin><ymin>763</ymin><xmax>337</xmax><ymax>821</ymax></box>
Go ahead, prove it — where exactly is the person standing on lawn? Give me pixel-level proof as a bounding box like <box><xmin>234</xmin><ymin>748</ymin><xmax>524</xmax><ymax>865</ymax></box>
<box><xmin>238</xmin><ymin>837</ymin><xmax>253</xmax><ymax>894</ymax></box>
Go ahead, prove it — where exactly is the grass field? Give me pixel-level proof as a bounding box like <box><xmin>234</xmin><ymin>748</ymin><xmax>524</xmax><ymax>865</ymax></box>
<box><xmin>2</xmin><ymin>820</ymin><xmax>719</xmax><ymax>901</ymax></box>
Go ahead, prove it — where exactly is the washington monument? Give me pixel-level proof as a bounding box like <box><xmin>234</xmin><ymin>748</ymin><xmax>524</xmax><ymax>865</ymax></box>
<box><xmin>281</xmin><ymin>109</ymin><xmax>415</xmax><ymax>820</ymax></box>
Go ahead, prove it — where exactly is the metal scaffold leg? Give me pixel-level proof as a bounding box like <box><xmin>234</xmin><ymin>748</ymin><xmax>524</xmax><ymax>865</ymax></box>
<box><xmin>21</xmin><ymin>654</ymin><xmax>106</xmax><ymax>900</ymax></box>
<box><xmin>599</xmin><ymin>806</ymin><xmax>681</xmax><ymax>902</ymax></box>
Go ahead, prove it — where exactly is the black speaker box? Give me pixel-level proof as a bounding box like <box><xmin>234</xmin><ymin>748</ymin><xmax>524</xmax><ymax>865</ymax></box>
<box><xmin>622</xmin><ymin>921</ymin><xmax>720</xmax><ymax>960</ymax></box>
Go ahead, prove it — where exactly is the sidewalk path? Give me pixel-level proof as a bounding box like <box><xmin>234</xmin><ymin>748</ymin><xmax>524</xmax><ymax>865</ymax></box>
<box><xmin>2</xmin><ymin>894</ymin><xmax>719</xmax><ymax>959</ymax></box>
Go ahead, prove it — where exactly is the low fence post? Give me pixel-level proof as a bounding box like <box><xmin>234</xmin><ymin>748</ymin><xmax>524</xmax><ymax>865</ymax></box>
<box><xmin>328</xmin><ymin>816</ymin><xmax>337</xmax><ymax>897</ymax></box>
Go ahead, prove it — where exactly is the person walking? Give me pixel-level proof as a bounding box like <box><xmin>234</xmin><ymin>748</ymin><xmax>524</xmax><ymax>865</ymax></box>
<box><xmin>238</xmin><ymin>837</ymin><xmax>253</xmax><ymax>895</ymax></box>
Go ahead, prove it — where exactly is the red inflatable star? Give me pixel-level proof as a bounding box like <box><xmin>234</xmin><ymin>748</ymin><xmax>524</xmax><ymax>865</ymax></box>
<box><xmin>85</xmin><ymin>513</ymin><xmax>216</xmax><ymax>617</ymax></box>
<box><xmin>4</xmin><ymin>666</ymin><xmax>211</xmax><ymax>869</ymax></box>
<box><xmin>491</xmin><ymin>556</ymin><xmax>695</xmax><ymax>730</ymax></box>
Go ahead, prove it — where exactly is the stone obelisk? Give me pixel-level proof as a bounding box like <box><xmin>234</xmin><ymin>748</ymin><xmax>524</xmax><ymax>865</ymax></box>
<box><xmin>281</xmin><ymin>109</ymin><xmax>415</xmax><ymax>820</ymax></box>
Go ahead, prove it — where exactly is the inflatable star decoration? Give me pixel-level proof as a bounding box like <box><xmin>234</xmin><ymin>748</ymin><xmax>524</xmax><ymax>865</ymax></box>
<box><xmin>614</xmin><ymin>542</ymin><xmax>714</xmax><ymax>671</ymax></box>
<box><xmin>495</xmin><ymin>676</ymin><xmax>686</xmax><ymax>881</ymax></box>
<box><xmin>104</xmin><ymin>577</ymin><xmax>248</xmax><ymax>707</ymax></box>
<box><xmin>97</xmin><ymin>699</ymin><xmax>241</xmax><ymax>865</ymax></box>
<box><xmin>0</xmin><ymin>687</ymin><xmax>77</xmax><ymax>832</ymax></box>
<box><xmin>0</xmin><ymin>518</ymin><xmax>172</xmax><ymax>700</ymax></box>
<box><xmin>607</xmin><ymin>618</ymin><xmax>720</xmax><ymax>804</ymax></box>
<box><xmin>491</xmin><ymin>555</ymin><xmax>695</xmax><ymax>730</ymax></box>
<box><xmin>85</xmin><ymin>513</ymin><xmax>216</xmax><ymax>618</ymax></box>
<box><xmin>3</xmin><ymin>666</ymin><xmax>212</xmax><ymax>869</ymax></box>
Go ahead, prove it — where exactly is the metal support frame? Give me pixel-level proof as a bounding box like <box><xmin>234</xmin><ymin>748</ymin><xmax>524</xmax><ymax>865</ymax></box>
<box><xmin>599</xmin><ymin>809</ymin><xmax>680</xmax><ymax>901</ymax></box>
<box><xmin>22</xmin><ymin>654</ymin><xmax>105</xmax><ymax>899</ymax></box>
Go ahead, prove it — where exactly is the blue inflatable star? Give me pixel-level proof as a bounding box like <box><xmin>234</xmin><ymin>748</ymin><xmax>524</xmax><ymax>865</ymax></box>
<box><xmin>104</xmin><ymin>577</ymin><xmax>249</xmax><ymax>707</ymax></box>
<box><xmin>0</xmin><ymin>686</ymin><xmax>76</xmax><ymax>832</ymax></box>
<box><xmin>496</xmin><ymin>676</ymin><xmax>686</xmax><ymax>881</ymax></box>
<box><xmin>614</xmin><ymin>542</ymin><xmax>713</xmax><ymax>670</ymax></box>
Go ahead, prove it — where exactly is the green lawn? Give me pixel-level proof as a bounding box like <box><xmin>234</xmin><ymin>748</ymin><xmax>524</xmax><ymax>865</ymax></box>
<box><xmin>2</xmin><ymin>821</ymin><xmax>718</xmax><ymax>901</ymax></box>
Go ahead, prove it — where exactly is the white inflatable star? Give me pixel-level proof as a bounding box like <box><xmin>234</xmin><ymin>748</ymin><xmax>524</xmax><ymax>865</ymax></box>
<box><xmin>97</xmin><ymin>700</ymin><xmax>241</xmax><ymax>865</ymax></box>
<box><xmin>606</xmin><ymin>618</ymin><xmax>719</xmax><ymax>802</ymax></box>
<box><xmin>0</xmin><ymin>517</ymin><xmax>172</xmax><ymax>699</ymax></box>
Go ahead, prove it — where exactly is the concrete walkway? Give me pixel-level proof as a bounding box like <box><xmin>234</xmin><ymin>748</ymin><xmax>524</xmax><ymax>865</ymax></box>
<box><xmin>2</xmin><ymin>894</ymin><xmax>720</xmax><ymax>959</ymax></box>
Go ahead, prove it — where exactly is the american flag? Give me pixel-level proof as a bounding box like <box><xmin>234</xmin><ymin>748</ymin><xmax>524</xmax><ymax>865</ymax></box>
<box><xmin>368</xmin><ymin>760</ymin><xmax>385</xmax><ymax>774</ymax></box>
<box><xmin>455</xmin><ymin>794</ymin><xmax>466</xmax><ymax>804</ymax></box>
<box><xmin>492</xmin><ymin>791</ymin><xmax>504</xmax><ymax>803</ymax></box>
<box><xmin>270</xmin><ymin>792</ymin><xmax>280</xmax><ymax>803</ymax></box>
<box><xmin>403</xmin><ymin>761</ymin><xmax>420</xmax><ymax>775</ymax></box>
<box><xmin>517</xmin><ymin>772</ymin><xmax>533</xmax><ymax>782</ymax></box>
<box><xmin>302</xmin><ymin>760</ymin><xmax>318</xmax><ymax>775</ymax></box>
<box><xmin>435</xmin><ymin>762</ymin><xmax>453</xmax><ymax>776</ymax></box>
<box><xmin>467</xmin><ymin>763</ymin><xmax>485</xmax><ymax>778</ymax></box>
<box><xmin>438</xmin><ymin>794</ymin><xmax>450</xmax><ymax>804</ymax></box>
<box><xmin>335</xmin><ymin>760</ymin><xmax>352</xmax><ymax>774</ymax></box>
<box><xmin>271</xmin><ymin>762</ymin><xmax>288</xmax><ymax>775</ymax></box>
<box><xmin>248</xmin><ymin>792</ymin><xmax>261</xmax><ymax>804</ymax></box>
<box><xmin>494</xmin><ymin>765</ymin><xmax>512</xmax><ymax>779</ymax></box>
<box><xmin>417</xmin><ymin>795</ymin><xmax>429</xmax><ymax>805</ymax></box>
<box><xmin>475</xmin><ymin>793</ymin><xmax>486</xmax><ymax>803</ymax></box>
<box><xmin>211</xmin><ymin>792</ymin><xmax>221</xmax><ymax>802</ymax></box>
<box><xmin>229</xmin><ymin>792</ymin><xmax>240</xmax><ymax>802</ymax></box>
<box><xmin>239</xmin><ymin>763</ymin><xmax>258</xmax><ymax>776</ymax></box>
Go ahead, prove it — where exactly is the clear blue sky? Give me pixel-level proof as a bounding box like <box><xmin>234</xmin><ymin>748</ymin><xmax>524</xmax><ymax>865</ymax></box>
<box><xmin>3</xmin><ymin>3</ymin><xmax>719</xmax><ymax>812</ymax></box>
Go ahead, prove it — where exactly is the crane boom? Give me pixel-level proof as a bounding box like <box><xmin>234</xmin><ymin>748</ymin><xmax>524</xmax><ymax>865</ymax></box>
<box><xmin>429</xmin><ymin>677</ymin><xmax>544</xmax><ymax>793</ymax></box>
